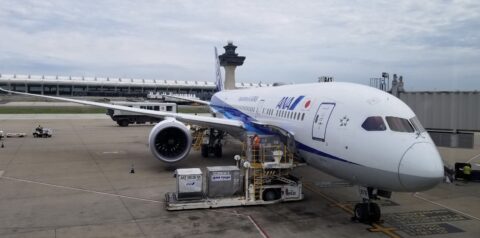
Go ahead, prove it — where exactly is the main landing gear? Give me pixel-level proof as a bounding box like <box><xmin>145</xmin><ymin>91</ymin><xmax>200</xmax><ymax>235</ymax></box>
<box><xmin>200</xmin><ymin>129</ymin><xmax>225</xmax><ymax>158</ymax></box>
<box><xmin>352</xmin><ymin>187</ymin><xmax>391</xmax><ymax>224</ymax></box>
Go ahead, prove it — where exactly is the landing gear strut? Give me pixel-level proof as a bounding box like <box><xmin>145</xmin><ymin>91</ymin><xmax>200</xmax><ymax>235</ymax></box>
<box><xmin>200</xmin><ymin>129</ymin><xmax>224</xmax><ymax>158</ymax></box>
<box><xmin>352</xmin><ymin>187</ymin><xmax>389</xmax><ymax>223</ymax></box>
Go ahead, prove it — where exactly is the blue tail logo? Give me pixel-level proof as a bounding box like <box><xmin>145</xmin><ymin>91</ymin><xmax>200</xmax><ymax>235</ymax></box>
<box><xmin>214</xmin><ymin>47</ymin><xmax>224</xmax><ymax>92</ymax></box>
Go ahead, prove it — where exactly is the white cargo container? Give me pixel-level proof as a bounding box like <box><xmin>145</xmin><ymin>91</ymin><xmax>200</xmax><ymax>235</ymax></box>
<box><xmin>206</xmin><ymin>166</ymin><xmax>241</xmax><ymax>198</ymax></box>
<box><xmin>176</xmin><ymin>168</ymin><xmax>203</xmax><ymax>200</ymax></box>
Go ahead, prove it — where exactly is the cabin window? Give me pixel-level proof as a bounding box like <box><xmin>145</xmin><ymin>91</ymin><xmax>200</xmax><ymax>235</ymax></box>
<box><xmin>301</xmin><ymin>113</ymin><xmax>305</xmax><ymax>121</ymax></box>
<box><xmin>362</xmin><ymin>116</ymin><xmax>387</xmax><ymax>131</ymax></box>
<box><xmin>154</xmin><ymin>106</ymin><xmax>160</xmax><ymax>111</ymax></box>
<box><xmin>140</xmin><ymin>106</ymin><xmax>146</xmax><ymax>109</ymax></box>
<box><xmin>147</xmin><ymin>106</ymin><xmax>153</xmax><ymax>110</ymax></box>
<box><xmin>386</xmin><ymin>116</ymin><xmax>414</xmax><ymax>133</ymax></box>
<box><xmin>166</xmin><ymin>106</ymin><xmax>173</xmax><ymax>111</ymax></box>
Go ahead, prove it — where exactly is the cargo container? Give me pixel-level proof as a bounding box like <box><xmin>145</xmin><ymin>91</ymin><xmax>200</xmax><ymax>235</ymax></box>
<box><xmin>206</xmin><ymin>166</ymin><xmax>241</xmax><ymax>198</ymax></box>
<box><xmin>176</xmin><ymin>168</ymin><xmax>203</xmax><ymax>200</ymax></box>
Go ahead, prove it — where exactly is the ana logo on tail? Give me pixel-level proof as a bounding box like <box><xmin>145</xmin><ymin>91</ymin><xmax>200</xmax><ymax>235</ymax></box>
<box><xmin>214</xmin><ymin>47</ymin><xmax>224</xmax><ymax>91</ymax></box>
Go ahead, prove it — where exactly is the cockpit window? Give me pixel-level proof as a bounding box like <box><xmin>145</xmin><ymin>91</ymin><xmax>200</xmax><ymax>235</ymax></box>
<box><xmin>362</xmin><ymin>116</ymin><xmax>386</xmax><ymax>131</ymax></box>
<box><xmin>410</xmin><ymin>116</ymin><xmax>426</xmax><ymax>133</ymax></box>
<box><xmin>386</xmin><ymin>116</ymin><xmax>414</xmax><ymax>132</ymax></box>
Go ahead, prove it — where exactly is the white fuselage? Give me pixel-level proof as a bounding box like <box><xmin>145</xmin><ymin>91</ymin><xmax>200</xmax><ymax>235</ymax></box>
<box><xmin>210</xmin><ymin>82</ymin><xmax>444</xmax><ymax>192</ymax></box>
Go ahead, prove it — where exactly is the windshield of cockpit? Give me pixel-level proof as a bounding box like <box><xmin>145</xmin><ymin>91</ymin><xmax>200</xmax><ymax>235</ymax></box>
<box><xmin>362</xmin><ymin>116</ymin><xmax>426</xmax><ymax>133</ymax></box>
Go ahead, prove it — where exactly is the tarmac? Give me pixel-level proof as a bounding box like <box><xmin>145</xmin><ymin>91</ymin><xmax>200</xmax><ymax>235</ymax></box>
<box><xmin>0</xmin><ymin>114</ymin><xmax>479</xmax><ymax>238</ymax></box>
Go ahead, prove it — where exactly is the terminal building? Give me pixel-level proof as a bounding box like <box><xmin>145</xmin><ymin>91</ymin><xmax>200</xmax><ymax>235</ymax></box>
<box><xmin>0</xmin><ymin>74</ymin><xmax>271</xmax><ymax>100</ymax></box>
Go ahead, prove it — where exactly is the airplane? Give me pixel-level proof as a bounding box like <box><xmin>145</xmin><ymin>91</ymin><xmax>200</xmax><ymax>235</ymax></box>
<box><xmin>0</xmin><ymin>49</ymin><xmax>444</xmax><ymax>223</ymax></box>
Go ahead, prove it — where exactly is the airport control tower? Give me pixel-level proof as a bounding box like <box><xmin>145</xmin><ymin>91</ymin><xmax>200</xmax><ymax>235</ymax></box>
<box><xmin>219</xmin><ymin>41</ymin><xmax>246</xmax><ymax>90</ymax></box>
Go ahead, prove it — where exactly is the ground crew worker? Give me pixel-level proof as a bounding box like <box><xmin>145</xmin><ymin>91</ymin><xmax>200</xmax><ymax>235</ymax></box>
<box><xmin>463</xmin><ymin>164</ymin><xmax>472</xmax><ymax>182</ymax></box>
<box><xmin>252</xmin><ymin>134</ymin><xmax>261</xmax><ymax>162</ymax></box>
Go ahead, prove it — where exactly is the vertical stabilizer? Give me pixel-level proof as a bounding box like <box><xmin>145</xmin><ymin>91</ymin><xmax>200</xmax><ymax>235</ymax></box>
<box><xmin>214</xmin><ymin>47</ymin><xmax>224</xmax><ymax>92</ymax></box>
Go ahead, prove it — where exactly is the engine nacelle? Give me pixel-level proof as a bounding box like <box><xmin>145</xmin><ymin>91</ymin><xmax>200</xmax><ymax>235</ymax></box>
<box><xmin>148</xmin><ymin>118</ymin><xmax>192</xmax><ymax>163</ymax></box>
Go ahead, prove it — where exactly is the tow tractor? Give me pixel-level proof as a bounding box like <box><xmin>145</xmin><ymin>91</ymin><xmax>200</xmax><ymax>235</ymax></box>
<box><xmin>33</xmin><ymin>126</ymin><xmax>52</xmax><ymax>138</ymax></box>
<box><xmin>165</xmin><ymin>134</ymin><xmax>304</xmax><ymax>210</ymax></box>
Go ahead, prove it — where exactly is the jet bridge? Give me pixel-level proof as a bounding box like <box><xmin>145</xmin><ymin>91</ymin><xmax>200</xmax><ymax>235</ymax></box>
<box><xmin>165</xmin><ymin>134</ymin><xmax>304</xmax><ymax>210</ymax></box>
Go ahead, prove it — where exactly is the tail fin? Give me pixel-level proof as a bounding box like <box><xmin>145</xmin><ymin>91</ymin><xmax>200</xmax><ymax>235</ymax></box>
<box><xmin>214</xmin><ymin>47</ymin><xmax>224</xmax><ymax>92</ymax></box>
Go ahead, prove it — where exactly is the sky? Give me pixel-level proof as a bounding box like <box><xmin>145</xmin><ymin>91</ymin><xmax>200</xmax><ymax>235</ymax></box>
<box><xmin>0</xmin><ymin>0</ymin><xmax>479</xmax><ymax>91</ymax></box>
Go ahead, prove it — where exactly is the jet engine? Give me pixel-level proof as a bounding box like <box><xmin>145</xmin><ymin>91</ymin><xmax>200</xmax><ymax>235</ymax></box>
<box><xmin>148</xmin><ymin>118</ymin><xmax>192</xmax><ymax>163</ymax></box>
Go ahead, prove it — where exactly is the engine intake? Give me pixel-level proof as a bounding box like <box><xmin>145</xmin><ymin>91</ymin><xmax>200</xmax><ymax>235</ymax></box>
<box><xmin>148</xmin><ymin>119</ymin><xmax>192</xmax><ymax>163</ymax></box>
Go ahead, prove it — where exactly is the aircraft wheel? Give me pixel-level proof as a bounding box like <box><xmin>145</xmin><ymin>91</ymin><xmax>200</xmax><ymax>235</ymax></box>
<box><xmin>354</xmin><ymin>203</ymin><xmax>367</xmax><ymax>222</ymax></box>
<box><xmin>354</xmin><ymin>203</ymin><xmax>381</xmax><ymax>223</ymax></box>
<box><xmin>201</xmin><ymin>145</ymin><xmax>209</xmax><ymax>158</ymax></box>
<box><xmin>118</xmin><ymin>120</ymin><xmax>129</xmax><ymax>127</ymax></box>
<box><xmin>263</xmin><ymin>189</ymin><xmax>278</xmax><ymax>201</ymax></box>
<box><xmin>214</xmin><ymin>144</ymin><xmax>222</xmax><ymax>158</ymax></box>
<box><xmin>368</xmin><ymin>203</ymin><xmax>381</xmax><ymax>222</ymax></box>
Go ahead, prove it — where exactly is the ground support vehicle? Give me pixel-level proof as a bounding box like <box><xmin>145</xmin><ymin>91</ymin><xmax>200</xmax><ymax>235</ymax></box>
<box><xmin>165</xmin><ymin>134</ymin><xmax>304</xmax><ymax>210</ymax></box>
<box><xmin>106</xmin><ymin>101</ymin><xmax>177</xmax><ymax>127</ymax></box>
<box><xmin>33</xmin><ymin>128</ymin><xmax>52</xmax><ymax>138</ymax></box>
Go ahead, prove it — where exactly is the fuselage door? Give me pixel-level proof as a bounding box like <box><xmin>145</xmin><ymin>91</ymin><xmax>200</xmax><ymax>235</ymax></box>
<box><xmin>312</xmin><ymin>103</ymin><xmax>335</xmax><ymax>142</ymax></box>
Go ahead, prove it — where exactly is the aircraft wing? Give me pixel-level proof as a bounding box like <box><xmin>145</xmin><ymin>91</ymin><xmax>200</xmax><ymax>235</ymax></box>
<box><xmin>163</xmin><ymin>94</ymin><xmax>210</xmax><ymax>105</ymax></box>
<box><xmin>0</xmin><ymin>88</ymin><xmax>244</xmax><ymax>133</ymax></box>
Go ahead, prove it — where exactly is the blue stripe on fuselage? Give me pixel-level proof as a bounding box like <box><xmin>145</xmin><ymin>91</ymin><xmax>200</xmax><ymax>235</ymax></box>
<box><xmin>210</xmin><ymin>96</ymin><xmax>272</xmax><ymax>134</ymax></box>
<box><xmin>289</xmin><ymin>95</ymin><xmax>305</xmax><ymax>110</ymax></box>
<box><xmin>209</xmin><ymin>96</ymin><xmax>360</xmax><ymax>166</ymax></box>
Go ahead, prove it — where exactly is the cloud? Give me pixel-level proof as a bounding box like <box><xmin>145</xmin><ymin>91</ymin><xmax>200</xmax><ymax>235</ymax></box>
<box><xmin>0</xmin><ymin>0</ymin><xmax>479</xmax><ymax>90</ymax></box>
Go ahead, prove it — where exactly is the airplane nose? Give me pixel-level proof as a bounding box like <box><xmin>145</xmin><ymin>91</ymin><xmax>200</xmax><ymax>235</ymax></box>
<box><xmin>398</xmin><ymin>142</ymin><xmax>444</xmax><ymax>191</ymax></box>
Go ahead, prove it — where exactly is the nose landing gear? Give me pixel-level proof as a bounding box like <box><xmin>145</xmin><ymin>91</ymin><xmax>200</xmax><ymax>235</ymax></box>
<box><xmin>352</xmin><ymin>187</ymin><xmax>390</xmax><ymax>224</ymax></box>
<box><xmin>353</xmin><ymin>202</ymin><xmax>381</xmax><ymax>223</ymax></box>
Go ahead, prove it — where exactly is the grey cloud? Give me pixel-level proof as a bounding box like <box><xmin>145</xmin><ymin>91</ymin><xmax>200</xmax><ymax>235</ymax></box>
<box><xmin>0</xmin><ymin>0</ymin><xmax>479</xmax><ymax>91</ymax></box>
